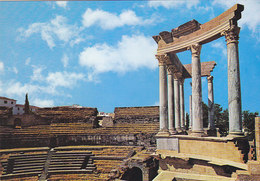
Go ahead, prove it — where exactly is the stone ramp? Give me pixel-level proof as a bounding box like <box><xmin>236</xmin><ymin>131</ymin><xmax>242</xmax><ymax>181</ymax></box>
<box><xmin>153</xmin><ymin>171</ymin><xmax>236</xmax><ymax>181</ymax></box>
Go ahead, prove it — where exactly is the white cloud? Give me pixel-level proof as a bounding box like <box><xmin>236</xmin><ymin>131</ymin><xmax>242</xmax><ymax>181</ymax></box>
<box><xmin>25</xmin><ymin>57</ymin><xmax>31</xmax><ymax>65</ymax></box>
<box><xmin>211</xmin><ymin>41</ymin><xmax>227</xmax><ymax>56</ymax></box>
<box><xmin>56</xmin><ymin>1</ymin><xmax>68</xmax><ymax>9</ymax></box>
<box><xmin>61</xmin><ymin>54</ymin><xmax>69</xmax><ymax>68</ymax></box>
<box><xmin>82</xmin><ymin>8</ymin><xmax>155</xmax><ymax>30</ymax></box>
<box><xmin>32</xmin><ymin>98</ymin><xmax>54</xmax><ymax>107</ymax></box>
<box><xmin>0</xmin><ymin>62</ymin><xmax>4</xmax><ymax>72</ymax></box>
<box><xmin>148</xmin><ymin>0</ymin><xmax>200</xmax><ymax>9</ymax></box>
<box><xmin>79</xmin><ymin>34</ymin><xmax>157</xmax><ymax>78</ymax></box>
<box><xmin>18</xmin><ymin>15</ymin><xmax>82</xmax><ymax>49</ymax></box>
<box><xmin>5</xmin><ymin>81</ymin><xmax>40</xmax><ymax>97</ymax></box>
<box><xmin>46</xmin><ymin>71</ymin><xmax>85</xmax><ymax>88</ymax></box>
<box><xmin>31</xmin><ymin>66</ymin><xmax>45</xmax><ymax>82</ymax></box>
<box><xmin>212</xmin><ymin>0</ymin><xmax>260</xmax><ymax>33</ymax></box>
<box><xmin>13</xmin><ymin>67</ymin><xmax>18</xmax><ymax>74</ymax></box>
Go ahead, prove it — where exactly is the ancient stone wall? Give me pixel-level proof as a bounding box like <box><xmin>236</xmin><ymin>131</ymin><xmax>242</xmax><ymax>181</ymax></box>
<box><xmin>36</xmin><ymin>107</ymin><xmax>98</xmax><ymax>123</ymax></box>
<box><xmin>114</xmin><ymin>106</ymin><xmax>159</xmax><ymax>123</ymax></box>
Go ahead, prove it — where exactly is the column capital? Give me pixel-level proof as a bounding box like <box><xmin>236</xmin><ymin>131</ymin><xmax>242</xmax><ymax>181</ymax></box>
<box><xmin>188</xmin><ymin>43</ymin><xmax>202</xmax><ymax>57</ymax></box>
<box><xmin>221</xmin><ymin>25</ymin><xmax>240</xmax><ymax>45</ymax></box>
<box><xmin>156</xmin><ymin>54</ymin><xmax>170</xmax><ymax>66</ymax></box>
<box><xmin>167</xmin><ymin>65</ymin><xmax>175</xmax><ymax>75</ymax></box>
<box><xmin>207</xmin><ymin>75</ymin><xmax>213</xmax><ymax>83</ymax></box>
<box><xmin>179</xmin><ymin>78</ymin><xmax>185</xmax><ymax>85</ymax></box>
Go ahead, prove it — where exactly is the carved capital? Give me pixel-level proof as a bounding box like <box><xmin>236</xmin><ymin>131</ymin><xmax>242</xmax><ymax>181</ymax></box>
<box><xmin>221</xmin><ymin>25</ymin><xmax>240</xmax><ymax>44</ymax></box>
<box><xmin>189</xmin><ymin>43</ymin><xmax>202</xmax><ymax>57</ymax></box>
<box><xmin>179</xmin><ymin>78</ymin><xmax>185</xmax><ymax>85</ymax></box>
<box><xmin>156</xmin><ymin>54</ymin><xmax>170</xmax><ymax>66</ymax></box>
<box><xmin>207</xmin><ymin>75</ymin><xmax>213</xmax><ymax>83</ymax></box>
<box><xmin>167</xmin><ymin>65</ymin><xmax>175</xmax><ymax>75</ymax></box>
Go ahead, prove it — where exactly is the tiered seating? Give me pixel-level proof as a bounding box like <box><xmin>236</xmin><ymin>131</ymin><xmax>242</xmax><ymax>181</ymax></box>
<box><xmin>0</xmin><ymin>147</ymin><xmax>49</xmax><ymax>180</ymax></box>
<box><xmin>48</xmin><ymin>145</ymin><xmax>142</xmax><ymax>180</ymax></box>
<box><xmin>48</xmin><ymin>150</ymin><xmax>96</xmax><ymax>174</ymax></box>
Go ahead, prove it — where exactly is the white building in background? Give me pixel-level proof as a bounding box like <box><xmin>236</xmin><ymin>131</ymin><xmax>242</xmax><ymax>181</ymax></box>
<box><xmin>0</xmin><ymin>96</ymin><xmax>38</xmax><ymax>115</ymax></box>
<box><xmin>0</xmin><ymin>97</ymin><xmax>16</xmax><ymax>108</ymax></box>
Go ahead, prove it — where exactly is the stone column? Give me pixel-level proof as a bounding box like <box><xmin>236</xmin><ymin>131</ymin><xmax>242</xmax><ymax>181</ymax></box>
<box><xmin>223</xmin><ymin>26</ymin><xmax>243</xmax><ymax>136</ymax></box>
<box><xmin>179</xmin><ymin>78</ymin><xmax>185</xmax><ymax>130</ymax></box>
<box><xmin>190</xmin><ymin>44</ymin><xmax>204</xmax><ymax>136</ymax></box>
<box><xmin>174</xmin><ymin>78</ymin><xmax>181</xmax><ymax>132</ymax></box>
<box><xmin>207</xmin><ymin>76</ymin><xmax>215</xmax><ymax>129</ymax></box>
<box><xmin>189</xmin><ymin>95</ymin><xmax>192</xmax><ymax>130</ymax></box>
<box><xmin>156</xmin><ymin>55</ymin><xmax>169</xmax><ymax>136</ymax></box>
<box><xmin>167</xmin><ymin>66</ymin><xmax>176</xmax><ymax>134</ymax></box>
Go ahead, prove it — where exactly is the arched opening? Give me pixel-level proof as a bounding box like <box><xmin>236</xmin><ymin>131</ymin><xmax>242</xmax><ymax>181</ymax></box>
<box><xmin>14</xmin><ymin>118</ymin><xmax>22</xmax><ymax>129</ymax></box>
<box><xmin>126</xmin><ymin>167</ymin><xmax>143</xmax><ymax>181</ymax></box>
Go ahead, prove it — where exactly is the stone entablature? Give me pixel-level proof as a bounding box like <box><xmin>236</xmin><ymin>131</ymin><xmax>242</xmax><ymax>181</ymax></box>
<box><xmin>183</xmin><ymin>61</ymin><xmax>216</xmax><ymax>78</ymax></box>
<box><xmin>153</xmin><ymin>4</ymin><xmax>244</xmax><ymax>54</ymax></box>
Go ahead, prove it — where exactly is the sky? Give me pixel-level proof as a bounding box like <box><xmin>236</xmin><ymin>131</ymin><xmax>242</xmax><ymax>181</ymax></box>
<box><xmin>0</xmin><ymin>0</ymin><xmax>259</xmax><ymax>114</ymax></box>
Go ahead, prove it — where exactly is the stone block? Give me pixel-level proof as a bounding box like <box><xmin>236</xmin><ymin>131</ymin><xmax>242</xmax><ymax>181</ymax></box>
<box><xmin>157</xmin><ymin>137</ymin><xmax>179</xmax><ymax>151</ymax></box>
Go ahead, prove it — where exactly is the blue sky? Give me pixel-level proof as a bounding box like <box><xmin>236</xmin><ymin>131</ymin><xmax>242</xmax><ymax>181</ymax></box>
<box><xmin>0</xmin><ymin>0</ymin><xmax>259</xmax><ymax>114</ymax></box>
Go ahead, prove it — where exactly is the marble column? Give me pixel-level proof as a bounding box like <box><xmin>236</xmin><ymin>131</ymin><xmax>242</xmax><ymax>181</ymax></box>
<box><xmin>190</xmin><ymin>44</ymin><xmax>204</xmax><ymax>136</ymax></box>
<box><xmin>179</xmin><ymin>79</ymin><xmax>185</xmax><ymax>130</ymax></box>
<box><xmin>189</xmin><ymin>95</ymin><xmax>192</xmax><ymax>130</ymax></box>
<box><xmin>207</xmin><ymin>76</ymin><xmax>215</xmax><ymax>129</ymax></box>
<box><xmin>156</xmin><ymin>55</ymin><xmax>169</xmax><ymax>136</ymax></box>
<box><xmin>223</xmin><ymin>26</ymin><xmax>243</xmax><ymax>136</ymax></box>
<box><xmin>174</xmin><ymin>78</ymin><xmax>181</xmax><ymax>132</ymax></box>
<box><xmin>167</xmin><ymin>66</ymin><xmax>176</xmax><ymax>134</ymax></box>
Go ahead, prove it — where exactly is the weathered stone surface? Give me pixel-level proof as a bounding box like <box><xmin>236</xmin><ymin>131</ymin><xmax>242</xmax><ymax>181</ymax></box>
<box><xmin>157</xmin><ymin>137</ymin><xmax>178</xmax><ymax>151</ymax></box>
<box><xmin>114</xmin><ymin>106</ymin><xmax>159</xmax><ymax>123</ymax></box>
<box><xmin>171</xmin><ymin>19</ymin><xmax>201</xmax><ymax>38</ymax></box>
<box><xmin>183</xmin><ymin>61</ymin><xmax>216</xmax><ymax>78</ymax></box>
<box><xmin>36</xmin><ymin>107</ymin><xmax>98</xmax><ymax>123</ymax></box>
<box><xmin>224</xmin><ymin>26</ymin><xmax>243</xmax><ymax>136</ymax></box>
<box><xmin>154</xmin><ymin>4</ymin><xmax>244</xmax><ymax>54</ymax></box>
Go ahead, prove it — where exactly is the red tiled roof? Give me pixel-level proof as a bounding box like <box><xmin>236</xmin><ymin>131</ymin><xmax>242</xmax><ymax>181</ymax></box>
<box><xmin>0</xmin><ymin>96</ymin><xmax>16</xmax><ymax>101</ymax></box>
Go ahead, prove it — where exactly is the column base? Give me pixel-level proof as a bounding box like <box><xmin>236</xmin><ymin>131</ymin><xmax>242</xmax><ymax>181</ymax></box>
<box><xmin>156</xmin><ymin>130</ymin><xmax>170</xmax><ymax>137</ymax></box>
<box><xmin>190</xmin><ymin>130</ymin><xmax>206</xmax><ymax>137</ymax></box>
<box><xmin>169</xmin><ymin>129</ymin><xmax>177</xmax><ymax>135</ymax></box>
<box><xmin>227</xmin><ymin>131</ymin><xmax>244</xmax><ymax>138</ymax></box>
<box><xmin>204</xmin><ymin>128</ymin><xmax>217</xmax><ymax>137</ymax></box>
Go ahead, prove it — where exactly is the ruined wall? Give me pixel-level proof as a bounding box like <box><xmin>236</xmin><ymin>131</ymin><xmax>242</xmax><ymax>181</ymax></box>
<box><xmin>114</xmin><ymin>106</ymin><xmax>159</xmax><ymax>123</ymax></box>
<box><xmin>36</xmin><ymin>106</ymin><xmax>98</xmax><ymax>123</ymax></box>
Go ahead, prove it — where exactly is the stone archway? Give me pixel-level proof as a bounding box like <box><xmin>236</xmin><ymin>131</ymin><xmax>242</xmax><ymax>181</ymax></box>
<box><xmin>128</xmin><ymin>167</ymin><xmax>143</xmax><ymax>181</ymax></box>
<box><xmin>14</xmin><ymin>118</ymin><xmax>22</xmax><ymax>129</ymax></box>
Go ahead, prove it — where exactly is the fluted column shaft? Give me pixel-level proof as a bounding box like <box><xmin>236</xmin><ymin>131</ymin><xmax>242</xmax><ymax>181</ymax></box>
<box><xmin>223</xmin><ymin>26</ymin><xmax>243</xmax><ymax>136</ymax></box>
<box><xmin>156</xmin><ymin>55</ymin><xmax>169</xmax><ymax>136</ymax></box>
<box><xmin>179</xmin><ymin>79</ymin><xmax>185</xmax><ymax>130</ymax></box>
<box><xmin>190</xmin><ymin>44</ymin><xmax>204</xmax><ymax>136</ymax></box>
<box><xmin>167</xmin><ymin>68</ymin><xmax>176</xmax><ymax>134</ymax></box>
<box><xmin>174</xmin><ymin>78</ymin><xmax>181</xmax><ymax>131</ymax></box>
<box><xmin>189</xmin><ymin>95</ymin><xmax>192</xmax><ymax>130</ymax></box>
<box><xmin>207</xmin><ymin>76</ymin><xmax>215</xmax><ymax>129</ymax></box>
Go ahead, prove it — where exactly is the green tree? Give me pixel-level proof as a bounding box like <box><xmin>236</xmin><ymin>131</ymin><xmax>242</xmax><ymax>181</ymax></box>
<box><xmin>214</xmin><ymin>104</ymin><xmax>229</xmax><ymax>137</ymax></box>
<box><xmin>202</xmin><ymin>102</ymin><xmax>208</xmax><ymax>128</ymax></box>
<box><xmin>242</xmin><ymin>110</ymin><xmax>259</xmax><ymax>140</ymax></box>
<box><xmin>24</xmin><ymin>93</ymin><xmax>30</xmax><ymax>114</ymax></box>
<box><xmin>185</xmin><ymin>112</ymin><xmax>190</xmax><ymax>130</ymax></box>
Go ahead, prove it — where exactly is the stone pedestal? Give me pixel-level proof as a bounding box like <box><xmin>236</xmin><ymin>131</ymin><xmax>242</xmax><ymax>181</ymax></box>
<box><xmin>190</xmin><ymin>44</ymin><xmax>205</xmax><ymax>137</ymax></box>
<box><xmin>223</xmin><ymin>26</ymin><xmax>243</xmax><ymax>137</ymax></box>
